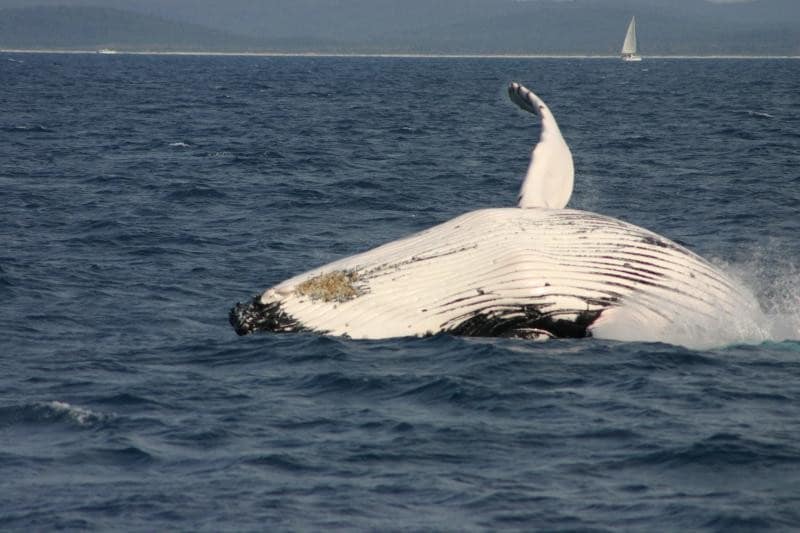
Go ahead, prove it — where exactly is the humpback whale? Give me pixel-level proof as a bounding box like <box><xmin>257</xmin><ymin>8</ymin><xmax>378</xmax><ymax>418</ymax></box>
<box><xmin>230</xmin><ymin>83</ymin><xmax>768</xmax><ymax>346</ymax></box>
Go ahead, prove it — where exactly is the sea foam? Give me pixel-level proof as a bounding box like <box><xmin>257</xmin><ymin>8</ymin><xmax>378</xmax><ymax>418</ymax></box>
<box><xmin>44</xmin><ymin>401</ymin><xmax>105</xmax><ymax>426</ymax></box>
<box><xmin>725</xmin><ymin>253</ymin><xmax>800</xmax><ymax>344</ymax></box>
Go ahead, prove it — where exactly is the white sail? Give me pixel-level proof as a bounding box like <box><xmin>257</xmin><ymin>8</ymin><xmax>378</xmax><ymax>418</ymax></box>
<box><xmin>621</xmin><ymin>17</ymin><xmax>637</xmax><ymax>54</ymax></box>
<box><xmin>621</xmin><ymin>17</ymin><xmax>642</xmax><ymax>61</ymax></box>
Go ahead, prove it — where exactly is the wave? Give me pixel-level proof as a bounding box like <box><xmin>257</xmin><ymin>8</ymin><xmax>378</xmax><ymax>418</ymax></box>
<box><xmin>613</xmin><ymin>432</ymin><xmax>800</xmax><ymax>469</ymax></box>
<box><xmin>0</xmin><ymin>401</ymin><xmax>106</xmax><ymax>428</ymax></box>
<box><xmin>744</xmin><ymin>110</ymin><xmax>775</xmax><ymax>119</ymax></box>
<box><xmin>68</xmin><ymin>445</ymin><xmax>156</xmax><ymax>466</ymax></box>
<box><xmin>1</xmin><ymin>124</ymin><xmax>53</xmax><ymax>133</ymax></box>
<box><xmin>163</xmin><ymin>185</ymin><xmax>228</xmax><ymax>202</ymax></box>
<box><xmin>46</xmin><ymin>401</ymin><xmax>103</xmax><ymax>425</ymax></box>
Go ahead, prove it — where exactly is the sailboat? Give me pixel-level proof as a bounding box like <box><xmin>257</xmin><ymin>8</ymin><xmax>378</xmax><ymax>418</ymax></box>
<box><xmin>621</xmin><ymin>16</ymin><xmax>642</xmax><ymax>62</ymax></box>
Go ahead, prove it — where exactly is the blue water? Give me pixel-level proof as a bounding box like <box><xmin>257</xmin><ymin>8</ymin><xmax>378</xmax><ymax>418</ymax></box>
<box><xmin>2</xmin><ymin>53</ymin><xmax>800</xmax><ymax>530</ymax></box>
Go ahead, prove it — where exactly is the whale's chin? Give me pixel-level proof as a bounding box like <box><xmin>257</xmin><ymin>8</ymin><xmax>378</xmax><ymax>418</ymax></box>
<box><xmin>229</xmin><ymin>298</ymin><xmax>303</xmax><ymax>336</ymax></box>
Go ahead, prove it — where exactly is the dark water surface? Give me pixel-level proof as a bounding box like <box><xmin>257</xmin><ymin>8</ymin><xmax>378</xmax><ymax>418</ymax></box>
<box><xmin>2</xmin><ymin>53</ymin><xmax>800</xmax><ymax>530</ymax></box>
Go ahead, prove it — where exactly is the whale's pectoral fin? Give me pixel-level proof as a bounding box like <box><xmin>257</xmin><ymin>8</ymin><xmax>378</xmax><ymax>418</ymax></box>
<box><xmin>508</xmin><ymin>82</ymin><xmax>574</xmax><ymax>209</ymax></box>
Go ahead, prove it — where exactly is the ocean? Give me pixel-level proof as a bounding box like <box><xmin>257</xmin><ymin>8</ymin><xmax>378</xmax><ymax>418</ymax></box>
<box><xmin>1</xmin><ymin>53</ymin><xmax>799</xmax><ymax>531</ymax></box>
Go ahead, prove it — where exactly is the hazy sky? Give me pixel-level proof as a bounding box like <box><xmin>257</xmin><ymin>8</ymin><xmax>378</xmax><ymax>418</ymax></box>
<box><xmin>1</xmin><ymin>0</ymin><xmax>797</xmax><ymax>54</ymax></box>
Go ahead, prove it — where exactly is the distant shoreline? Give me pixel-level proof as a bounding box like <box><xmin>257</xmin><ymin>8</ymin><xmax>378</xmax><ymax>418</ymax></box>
<box><xmin>3</xmin><ymin>49</ymin><xmax>799</xmax><ymax>60</ymax></box>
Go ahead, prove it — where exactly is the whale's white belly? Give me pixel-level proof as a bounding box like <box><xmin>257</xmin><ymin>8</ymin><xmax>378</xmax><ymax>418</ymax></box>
<box><xmin>234</xmin><ymin>208</ymin><xmax>767</xmax><ymax>346</ymax></box>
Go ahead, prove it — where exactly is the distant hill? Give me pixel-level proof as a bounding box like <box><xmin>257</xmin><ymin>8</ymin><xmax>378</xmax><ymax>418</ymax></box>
<box><xmin>0</xmin><ymin>6</ymin><xmax>262</xmax><ymax>51</ymax></box>
<box><xmin>147</xmin><ymin>0</ymin><xmax>799</xmax><ymax>56</ymax></box>
<box><xmin>374</xmin><ymin>0</ymin><xmax>800</xmax><ymax>56</ymax></box>
<box><xmin>1</xmin><ymin>1</ymin><xmax>799</xmax><ymax>55</ymax></box>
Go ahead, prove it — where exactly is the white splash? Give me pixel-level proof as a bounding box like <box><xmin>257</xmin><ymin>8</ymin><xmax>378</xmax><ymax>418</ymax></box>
<box><xmin>589</xmin><ymin>262</ymin><xmax>771</xmax><ymax>350</ymax></box>
<box><xmin>45</xmin><ymin>401</ymin><xmax>104</xmax><ymax>426</ymax></box>
<box><xmin>724</xmin><ymin>250</ymin><xmax>800</xmax><ymax>344</ymax></box>
<box><xmin>169</xmin><ymin>141</ymin><xmax>191</xmax><ymax>148</ymax></box>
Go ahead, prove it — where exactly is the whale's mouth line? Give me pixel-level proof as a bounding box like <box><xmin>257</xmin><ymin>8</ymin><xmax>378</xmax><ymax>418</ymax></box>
<box><xmin>446</xmin><ymin>305</ymin><xmax>603</xmax><ymax>339</ymax></box>
<box><xmin>229</xmin><ymin>297</ymin><xmax>606</xmax><ymax>340</ymax></box>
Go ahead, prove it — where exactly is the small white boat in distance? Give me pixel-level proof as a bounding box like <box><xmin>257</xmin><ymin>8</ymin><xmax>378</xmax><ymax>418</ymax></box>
<box><xmin>621</xmin><ymin>16</ymin><xmax>642</xmax><ymax>62</ymax></box>
<box><xmin>97</xmin><ymin>48</ymin><xmax>118</xmax><ymax>54</ymax></box>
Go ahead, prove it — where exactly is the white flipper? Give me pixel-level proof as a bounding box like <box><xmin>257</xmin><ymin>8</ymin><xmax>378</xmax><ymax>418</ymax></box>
<box><xmin>508</xmin><ymin>82</ymin><xmax>574</xmax><ymax>209</ymax></box>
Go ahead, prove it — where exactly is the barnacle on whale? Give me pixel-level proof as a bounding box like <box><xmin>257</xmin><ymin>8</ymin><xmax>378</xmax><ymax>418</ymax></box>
<box><xmin>295</xmin><ymin>270</ymin><xmax>362</xmax><ymax>302</ymax></box>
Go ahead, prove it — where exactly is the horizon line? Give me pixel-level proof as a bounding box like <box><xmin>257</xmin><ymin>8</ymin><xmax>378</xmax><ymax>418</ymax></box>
<box><xmin>3</xmin><ymin>49</ymin><xmax>799</xmax><ymax>60</ymax></box>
